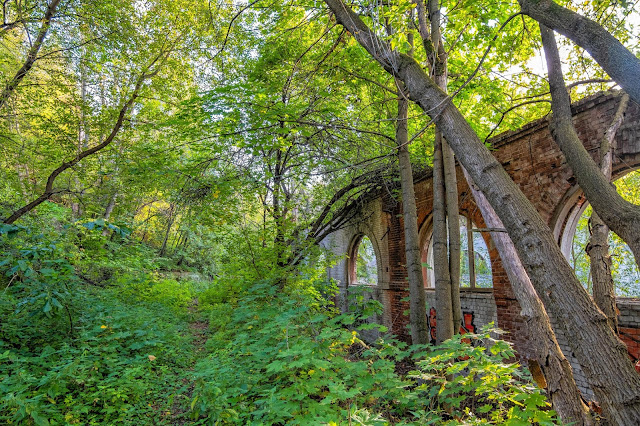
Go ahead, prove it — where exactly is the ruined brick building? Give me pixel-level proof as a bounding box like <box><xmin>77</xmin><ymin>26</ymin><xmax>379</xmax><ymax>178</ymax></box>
<box><xmin>322</xmin><ymin>92</ymin><xmax>640</xmax><ymax>399</ymax></box>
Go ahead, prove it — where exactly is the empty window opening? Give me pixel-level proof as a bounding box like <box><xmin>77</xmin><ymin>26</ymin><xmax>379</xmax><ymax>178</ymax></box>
<box><xmin>568</xmin><ymin>171</ymin><xmax>640</xmax><ymax>297</ymax></box>
<box><xmin>350</xmin><ymin>235</ymin><xmax>378</xmax><ymax>286</ymax></box>
<box><xmin>422</xmin><ymin>215</ymin><xmax>493</xmax><ymax>289</ymax></box>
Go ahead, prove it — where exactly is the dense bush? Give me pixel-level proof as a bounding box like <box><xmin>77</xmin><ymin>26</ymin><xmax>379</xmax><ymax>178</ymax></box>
<box><xmin>191</xmin><ymin>280</ymin><xmax>558</xmax><ymax>425</ymax></box>
<box><xmin>0</xmin><ymin>288</ymin><xmax>194</xmax><ymax>425</ymax></box>
<box><xmin>0</xmin><ymin>218</ymin><xmax>199</xmax><ymax>425</ymax></box>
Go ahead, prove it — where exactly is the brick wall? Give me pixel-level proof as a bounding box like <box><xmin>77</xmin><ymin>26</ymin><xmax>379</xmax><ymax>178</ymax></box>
<box><xmin>322</xmin><ymin>91</ymin><xmax>640</xmax><ymax>399</ymax></box>
<box><xmin>618</xmin><ymin>300</ymin><xmax>640</xmax><ymax>368</ymax></box>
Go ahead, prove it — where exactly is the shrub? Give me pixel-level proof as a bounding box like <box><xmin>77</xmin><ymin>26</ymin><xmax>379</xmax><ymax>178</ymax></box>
<box><xmin>190</xmin><ymin>282</ymin><xmax>559</xmax><ymax>425</ymax></box>
<box><xmin>0</xmin><ymin>221</ymin><xmax>198</xmax><ymax>425</ymax></box>
<box><xmin>112</xmin><ymin>274</ymin><xmax>194</xmax><ymax>312</ymax></box>
<box><xmin>191</xmin><ymin>281</ymin><xmax>411</xmax><ymax>424</ymax></box>
<box><xmin>408</xmin><ymin>329</ymin><xmax>558</xmax><ymax>425</ymax></box>
<box><xmin>0</xmin><ymin>286</ymin><xmax>195</xmax><ymax>425</ymax></box>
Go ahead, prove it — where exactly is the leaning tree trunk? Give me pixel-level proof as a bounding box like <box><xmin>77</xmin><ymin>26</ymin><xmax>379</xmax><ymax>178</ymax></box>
<box><xmin>586</xmin><ymin>94</ymin><xmax>629</xmax><ymax>333</ymax></box>
<box><xmin>2</xmin><ymin>88</ymin><xmax>136</xmax><ymax>225</ymax></box>
<box><xmin>323</xmin><ymin>1</ymin><xmax>640</xmax><ymax>422</ymax></box>
<box><xmin>396</xmin><ymin>81</ymin><xmax>429</xmax><ymax>345</ymax></box>
<box><xmin>518</xmin><ymin>0</ymin><xmax>640</xmax><ymax>105</ymax></box>
<box><xmin>539</xmin><ymin>24</ymin><xmax>640</xmax><ymax>270</ymax></box>
<box><xmin>464</xmin><ymin>168</ymin><xmax>593</xmax><ymax>425</ymax></box>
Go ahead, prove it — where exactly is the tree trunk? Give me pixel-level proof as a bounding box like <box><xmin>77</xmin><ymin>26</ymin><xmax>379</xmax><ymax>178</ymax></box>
<box><xmin>396</xmin><ymin>82</ymin><xmax>429</xmax><ymax>345</ymax></box>
<box><xmin>71</xmin><ymin>57</ymin><xmax>89</xmax><ymax>220</ymax></box>
<box><xmin>463</xmin><ymin>168</ymin><xmax>593</xmax><ymax>425</ymax></box>
<box><xmin>428</xmin><ymin>0</ymin><xmax>462</xmax><ymax>334</ymax></box>
<box><xmin>101</xmin><ymin>192</ymin><xmax>118</xmax><ymax>237</ymax></box>
<box><xmin>539</xmin><ymin>24</ymin><xmax>640</xmax><ymax>270</ymax></box>
<box><xmin>323</xmin><ymin>2</ymin><xmax>640</xmax><ymax>421</ymax></box>
<box><xmin>103</xmin><ymin>193</ymin><xmax>117</xmax><ymax>221</ymax></box>
<box><xmin>587</xmin><ymin>212</ymin><xmax>617</xmax><ymax>332</ymax></box>
<box><xmin>16</xmin><ymin>164</ymin><xmax>30</xmax><ymax>201</ymax></box>
<box><xmin>273</xmin><ymin>149</ymin><xmax>287</xmax><ymax>270</ymax></box>
<box><xmin>159</xmin><ymin>203</ymin><xmax>175</xmax><ymax>257</ymax></box>
<box><xmin>586</xmin><ymin>93</ymin><xmax>628</xmax><ymax>333</ymax></box>
<box><xmin>0</xmin><ymin>0</ymin><xmax>61</xmax><ymax>110</ymax></box>
<box><xmin>433</xmin><ymin>132</ymin><xmax>454</xmax><ymax>343</ymax></box>
<box><xmin>438</xmin><ymin>73</ymin><xmax>461</xmax><ymax>334</ymax></box>
<box><xmin>518</xmin><ymin>0</ymin><xmax>640</xmax><ymax>105</ymax></box>
<box><xmin>444</xmin><ymin>143</ymin><xmax>462</xmax><ymax>333</ymax></box>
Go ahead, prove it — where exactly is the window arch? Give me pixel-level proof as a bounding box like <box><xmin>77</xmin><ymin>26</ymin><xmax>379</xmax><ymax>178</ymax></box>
<box><xmin>421</xmin><ymin>215</ymin><xmax>493</xmax><ymax>289</ymax></box>
<box><xmin>348</xmin><ymin>235</ymin><xmax>378</xmax><ymax>286</ymax></box>
<box><xmin>562</xmin><ymin>170</ymin><xmax>640</xmax><ymax>297</ymax></box>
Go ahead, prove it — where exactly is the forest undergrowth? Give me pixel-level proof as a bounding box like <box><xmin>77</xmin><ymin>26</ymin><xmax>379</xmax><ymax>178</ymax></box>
<box><xmin>0</xmin><ymin>205</ymin><xmax>559</xmax><ymax>425</ymax></box>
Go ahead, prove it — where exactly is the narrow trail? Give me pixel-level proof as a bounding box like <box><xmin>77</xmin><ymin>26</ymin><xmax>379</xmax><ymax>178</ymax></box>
<box><xmin>169</xmin><ymin>298</ymin><xmax>209</xmax><ymax>425</ymax></box>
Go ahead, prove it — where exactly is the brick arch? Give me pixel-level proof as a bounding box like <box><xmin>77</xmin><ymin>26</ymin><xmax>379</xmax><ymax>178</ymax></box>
<box><xmin>552</xmin><ymin>169</ymin><xmax>640</xmax><ymax>259</ymax></box>
<box><xmin>346</xmin><ymin>231</ymin><xmax>382</xmax><ymax>287</ymax></box>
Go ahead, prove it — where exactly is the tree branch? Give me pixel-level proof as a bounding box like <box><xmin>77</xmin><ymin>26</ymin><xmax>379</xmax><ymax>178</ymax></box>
<box><xmin>0</xmin><ymin>0</ymin><xmax>61</xmax><ymax>110</ymax></box>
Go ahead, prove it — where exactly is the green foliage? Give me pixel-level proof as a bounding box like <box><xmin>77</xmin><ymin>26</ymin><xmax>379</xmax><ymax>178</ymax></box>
<box><xmin>0</xmin><ymin>288</ymin><xmax>193</xmax><ymax>425</ymax></box>
<box><xmin>0</xmin><ymin>222</ymin><xmax>78</xmax><ymax>337</ymax></box>
<box><xmin>0</xmin><ymin>216</ymin><xmax>202</xmax><ymax>425</ymax></box>
<box><xmin>4</xmin><ymin>0</ymin><xmax>628</xmax><ymax>423</ymax></box>
<box><xmin>409</xmin><ymin>329</ymin><xmax>557</xmax><ymax>425</ymax></box>
<box><xmin>191</xmin><ymin>281</ymin><xmax>556</xmax><ymax>425</ymax></box>
<box><xmin>345</xmin><ymin>284</ymin><xmax>385</xmax><ymax>326</ymax></box>
<box><xmin>113</xmin><ymin>274</ymin><xmax>194</xmax><ymax>312</ymax></box>
<box><xmin>0</xmin><ymin>211</ymin><xmax>556</xmax><ymax>425</ymax></box>
<box><xmin>191</xmin><ymin>280</ymin><xmax>410</xmax><ymax>424</ymax></box>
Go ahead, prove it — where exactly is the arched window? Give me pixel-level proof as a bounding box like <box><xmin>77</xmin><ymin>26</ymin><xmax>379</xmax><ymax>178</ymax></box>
<box><xmin>349</xmin><ymin>235</ymin><xmax>378</xmax><ymax>286</ymax></box>
<box><xmin>565</xmin><ymin>171</ymin><xmax>640</xmax><ymax>297</ymax></box>
<box><xmin>422</xmin><ymin>215</ymin><xmax>493</xmax><ymax>289</ymax></box>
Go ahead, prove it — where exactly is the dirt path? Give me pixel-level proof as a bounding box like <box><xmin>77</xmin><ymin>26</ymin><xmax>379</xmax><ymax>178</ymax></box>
<box><xmin>169</xmin><ymin>298</ymin><xmax>209</xmax><ymax>425</ymax></box>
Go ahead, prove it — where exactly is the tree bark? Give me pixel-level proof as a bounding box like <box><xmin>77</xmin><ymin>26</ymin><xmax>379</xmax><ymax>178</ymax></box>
<box><xmin>444</xmin><ymin>142</ymin><xmax>462</xmax><ymax>332</ymax></box>
<box><xmin>0</xmin><ymin>0</ymin><xmax>61</xmax><ymax>110</ymax></box>
<box><xmin>539</xmin><ymin>24</ymin><xmax>640</xmax><ymax>271</ymax></box>
<box><xmin>273</xmin><ymin>148</ymin><xmax>287</xmax><ymax>270</ymax></box>
<box><xmin>432</xmin><ymin>6</ymin><xmax>462</xmax><ymax>329</ymax></box>
<box><xmin>587</xmin><ymin>211</ymin><xmax>617</xmax><ymax>331</ymax></box>
<box><xmin>323</xmin><ymin>1</ymin><xmax>640</xmax><ymax>421</ymax></box>
<box><xmin>396</xmin><ymin>82</ymin><xmax>429</xmax><ymax>345</ymax></box>
<box><xmin>101</xmin><ymin>192</ymin><xmax>118</xmax><ymax>236</ymax></box>
<box><xmin>423</xmin><ymin>0</ymin><xmax>459</xmax><ymax>341</ymax></box>
<box><xmin>518</xmin><ymin>0</ymin><xmax>640</xmax><ymax>105</ymax></box>
<box><xmin>463</xmin><ymin>169</ymin><xmax>593</xmax><ymax>425</ymax></box>
<box><xmin>586</xmin><ymin>94</ymin><xmax>628</xmax><ymax>333</ymax></box>
<box><xmin>433</xmin><ymin>132</ymin><xmax>454</xmax><ymax>343</ymax></box>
